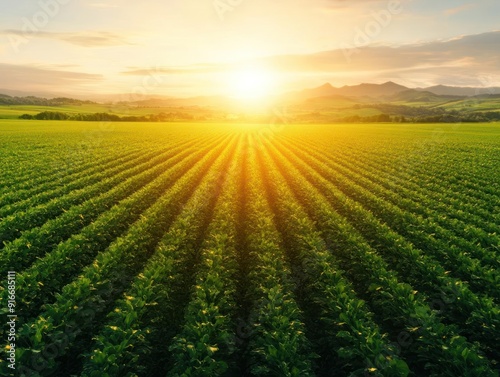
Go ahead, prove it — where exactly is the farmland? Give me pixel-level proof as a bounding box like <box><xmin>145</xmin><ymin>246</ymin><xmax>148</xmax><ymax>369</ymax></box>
<box><xmin>0</xmin><ymin>120</ymin><xmax>499</xmax><ymax>376</ymax></box>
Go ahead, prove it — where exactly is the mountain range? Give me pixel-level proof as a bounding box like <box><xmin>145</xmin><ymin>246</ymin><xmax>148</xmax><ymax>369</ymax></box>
<box><xmin>1</xmin><ymin>82</ymin><xmax>500</xmax><ymax>107</ymax></box>
<box><xmin>285</xmin><ymin>81</ymin><xmax>500</xmax><ymax>103</ymax></box>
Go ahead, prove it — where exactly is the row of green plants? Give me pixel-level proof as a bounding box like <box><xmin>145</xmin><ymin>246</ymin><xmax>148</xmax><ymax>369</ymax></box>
<box><xmin>312</xmin><ymin>135</ymin><xmax>499</xmax><ymax>219</ymax></box>
<box><xmin>283</xmin><ymin>137</ymin><xmax>500</xmax><ymax>301</ymax></box>
<box><xmin>0</xmin><ymin>127</ymin><xmax>208</xmax><ymax>198</ymax></box>
<box><xmin>0</xmin><ymin>132</ymin><xmax>167</xmax><ymax>195</ymax></box>
<box><xmin>0</xmin><ymin>149</ymin><xmax>144</xmax><ymax>208</ymax></box>
<box><xmin>286</xmin><ymin>137</ymin><xmax>500</xmax><ymax>254</ymax></box>
<box><xmin>0</xmin><ymin>142</ymin><xmax>101</xmax><ymax>194</ymax></box>
<box><xmin>4</xmin><ymin>136</ymin><xmax>236</xmax><ymax>377</ymax></box>
<box><xmin>298</xmin><ymin>136</ymin><xmax>499</xmax><ymax>235</ymax></box>
<box><xmin>81</xmin><ymin>137</ymin><xmax>240</xmax><ymax>377</ymax></box>
<box><xmin>1</xmin><ymin>127</ymin><xmax>497</xmax><ymax>375</ymax></box>
<box><xmin>259</xmin><ymin>139</ymin><xmax>497</xmax><ymax>376</ymax></box>
<box><xmin>287</xmin><ymin>133</ymin><xmax>498</xmax><ymax>224</ymax></box>
<box><xmin>0</xmin><ymin>136</ymin><xmax>228</xmax><ymax>332</ymax></box>
<box><xmin>0</xmin><ymin>138</ymin><xmax>209</xmax><ymax>275</ymax></box>
<box><xmin>270</xmin><ymin>140</ymin><xmax>499</xmax><ymax>363</ymax></box>
<box><xmin>0</xmin><ymin>149</ymin><xmax>162</xmax><ymax>219</ymax></box>
<box><xmin>256</xmin><ymin>141</ymin><xmax>410</xmax><ymax>377</ymax></box>
<box><xmin>239</xmin><ymin>143</ymin><xmax>316</xmax><ymax>376</ymax></box>
<box><xmin>0</xmin><ymin>146</ymin><xmax>184</xmax><ymax>247</ymax></box>
<box><xmin>0</xmin><ymin>145</ymin><xmax>187</xmax><ymax>276</ymax></box>
<box><xmin>166</xmin><ymin>141</ymin><xmax>244</xmax><ymax>376</ymax></box>
<box><xmin>0</xmin><ymin>147</ymin><xmax>163</xmax><ymax>246</ymax></box>
<box><xmin>282</xmin><ymin>138</ymin><xmax>500</xmax><ymax>277</ymax></box>
<box><xmin>299</xmin><ymin>127</ymin><xmax>498</xmax><ymax>204</ymax></box>
<box><xmin>0</xmin><ymin>133</ymin><xmax>218</xmax><ymax>245</ymax></box>
<box><xmin>351</xmin><ymin>146</ymin><xmax>498</xmax><ymax>250</ymax></box>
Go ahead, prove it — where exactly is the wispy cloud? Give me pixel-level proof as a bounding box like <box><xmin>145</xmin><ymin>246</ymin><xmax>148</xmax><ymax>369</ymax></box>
<box><xmin>1</xmin><ymin>30</ymin><xmax>131</xmax><ymax>47</ymax></box>
<box><xmin>120</xmin><ymin>64</ymin><xmax>228</xmax><ymax>76</ymax></box>
<box><xmin>265</xmin><ymin>31</ymin><xmax>499</xmax><ymax>82</ymax></box>
<box><xmin>320</xmin><ymin>0</ymin><xmax>387</xmax><ymax>8</ymax></box>
<box><xmin>445</xmin><ymin>3</ymin><xmax>476</xmax><ymax>16</ymax></box>
<box><xmin>0</xmin><ymin>63</ymin><xmax>103</xmax><ymax>93</ymax></box>
<box><xmin>86</xmin><ymin>3</ymin><xmax>119</xmax><ymax>8</ymax></box>
<box><xmin>122</xmin><ymin>31</ymin><xmax>500</xmax><ymax>89</ymax></box>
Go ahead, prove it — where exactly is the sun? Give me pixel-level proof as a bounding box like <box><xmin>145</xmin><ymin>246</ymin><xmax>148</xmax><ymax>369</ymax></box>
<box><xmin>227</xmin><ymin>66</ymin><xmax>276</xmax><ymax>101</ymax></box>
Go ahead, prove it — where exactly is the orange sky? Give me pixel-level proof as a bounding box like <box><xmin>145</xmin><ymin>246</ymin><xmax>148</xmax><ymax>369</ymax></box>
<box><xmin>0</xmin><ymin>0</ymin><xmax>499</xmax><ymax>99</ymax></box>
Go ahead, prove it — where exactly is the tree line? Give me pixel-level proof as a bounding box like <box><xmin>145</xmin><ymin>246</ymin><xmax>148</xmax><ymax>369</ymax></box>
<box><xmin>1</xmin><ymin>94</ymin><xmax>94</xmax><ymax>106</ymax></box>
<box><xmin>19</xmin><ymin>111</ymin><xmax>195</xmax><ymax>122</ymax></box>
<box><xmin>19</xmin><ymin>109</ymin><xmax>500</xmax><ymax>124</ymax></box>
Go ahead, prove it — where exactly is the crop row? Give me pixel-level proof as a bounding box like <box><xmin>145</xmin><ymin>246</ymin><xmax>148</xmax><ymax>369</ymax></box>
<box><xmin>5</xmin><ymin>136</ymin><xmax>236</xmax><ymax>376</ymax></box>
<box><xmin>277</xmin><ymin>138</ymin><xmax>500</xmax><ymax>302</ymax></box>
<box><xmin>0</xmin><ymin>125</ymin><xmax>497</xmax><ymax>376</ymax></box>
<box><xmin>0</xmin><ymin>146</ymin><xmax>143</xmax><ymax>201</ymax></box>
<box><xmin>81</xmin><ymin>136</ymin><xmax>240</xmax><ymax>377</ymax></box>
<box><xmin>285</xmin><ymin>136</ymin><xmax>500</xmax><ymax>252</ymax></box>
<box><xmin>165</xmin><ymin>140</ymin><xmax>245</xmax><ymax>376</ymax></box>
<box><xmin>285</xmin><ymin>135</ymin><xmax>499</xmax><ymax>228</ymax></box>
<box><xmin>301</xmin><ymin>134</ymin><xmax>499</xmax><ymax>219</ymax></box>
<box><xmin>0</xmin><ymin>135</ymin><xmax>212</xmax><ymax>247</ymax></box>
<box><xmin>267</xmin><ymin>139</ymin><xmax>500</xmax><ymax>363</ymax></box>
<box><xmin>281</xmin><ymin>138</ymin><xmax>500</xmax><ymax>280</ymax></box>
<box><xmin>0</xmin><ymin>133</ymin><xmax>220</xmax><ymax>272</ymax></box>
<box><xmin>0</xmin><ymin>135</ymin><xmax>227</xmax><ymax>332</ymax></box>
<box><xmin>256</xmin><ymin>142</ymin><xmax>410</xmax><ymax>376</ymax></box>
<box><xmin>0</xmin><ymin>149</ymin><xmax>167</xmax><ymax>221</ymax></box>
<box><xmin>0</xmin><ymin>149</ymin><xmax>144</xmax><ymax>211</ymax></box>
<box><xmin>237</xmin><ymin>141</ymin><xmax>316</xmax><ymax>376</ymax></box>
<box><xmin>257</xmin><ymin>138</ymin><xmax>497</xmax><ymax>376</ymax></box>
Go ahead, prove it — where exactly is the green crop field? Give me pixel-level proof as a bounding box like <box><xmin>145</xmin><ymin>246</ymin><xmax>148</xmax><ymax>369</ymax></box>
<box><xmin>0</xmin><ymin>105</ymin><xmax>186</xmax><ymax>119</ymax></box>
<box><xmin>0</xmin><ymin>120</ymin><xmax>499</xmax><ymax>377</ymax></box>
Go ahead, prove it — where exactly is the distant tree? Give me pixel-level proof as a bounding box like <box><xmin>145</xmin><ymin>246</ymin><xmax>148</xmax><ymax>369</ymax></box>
<box><xmin>376</xmin><ymin>113</ymin><xmax>392</xmax><ymax>122</ymax></box>
<box><xmin>34</xmin><ymin>111</ymin><xmax>69</xmax><ymax>120</ymax></box>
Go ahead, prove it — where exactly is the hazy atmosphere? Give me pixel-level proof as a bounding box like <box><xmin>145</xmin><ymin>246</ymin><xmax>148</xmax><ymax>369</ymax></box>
<box><xmin>1</xmin><ymin>2</ymin><xmax>500</xmax><ymax>376</ymax></box>
<box><xmin>1</xmin><ymin>0</ymin><xmax>499</xmax><ymax>98</ymax></box>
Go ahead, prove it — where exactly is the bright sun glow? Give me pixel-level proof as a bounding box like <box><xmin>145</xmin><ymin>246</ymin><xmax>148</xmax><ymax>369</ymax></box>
<box><xmin>227</xmin><ymin>66</ymin><xmax>277</xmax><ymax>101</ymax></box>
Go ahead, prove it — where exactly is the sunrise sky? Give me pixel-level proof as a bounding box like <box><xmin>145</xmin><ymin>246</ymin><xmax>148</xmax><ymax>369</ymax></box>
<box><xmin>0</xmin><ymin>0</ymin><xmax>499</xmax><ymax>99</ymax></box>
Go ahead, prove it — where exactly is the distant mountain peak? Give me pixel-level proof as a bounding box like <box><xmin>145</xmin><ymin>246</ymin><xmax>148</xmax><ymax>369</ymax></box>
<box><xmin>319</xmin><ymin>82</ymin><xmax>333</xmax><ymax>89</ymax></box>
<box><xmin>381</xmin><ymin>81</ymin><xmax>403</xmax><ymax>87</ymax></box>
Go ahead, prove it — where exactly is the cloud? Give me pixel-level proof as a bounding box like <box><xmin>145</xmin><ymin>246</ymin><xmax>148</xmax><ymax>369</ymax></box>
<box><xmin>0</xmin><ymin>63</ymin><xmax>103</xmax><ymax>93</ymax></box>
<box><xmin>321</xmin><ymin>0</ymin><xmax>387</xmax><ymax>7</ymax></box>
<box><xmin>1</xmin><ymin>30</ymin><xmax>131</xmax><ymax>47</ymax></box>
<box><xmin>120</xmin><ymin>31</ymin><xmax>500</xmax><ymax>89</ymax></box>
<box><xmin>258</xmin><ymin>31</ymin><xmax>500</xmax><ymax>86</ymax></box>
<box><xmin>120</xmin><ymin>64</ymin><xmax>230</xmax><ymax>76</ymax></box>
<box><xmin>445</xmin><ymin>3</ymin><xmax>476</xmax><ymax>16</ymax></box>
<box><xmin>316</xmin><ymin>0</ymin><xmax>392</xmax><ymax>11</ymax></box>
<box><xmin>2</xmin><ymin>30</ymin><xmax>498</xmax><ymax>97</ymax></box>
<box><xmin>86</xmin><ymin>3</ymin><xmax>119</xmax><ymax>8</ymax></box>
